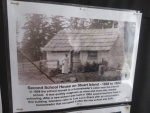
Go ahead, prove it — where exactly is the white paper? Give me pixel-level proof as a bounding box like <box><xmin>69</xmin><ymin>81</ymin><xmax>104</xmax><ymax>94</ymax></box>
<box><xmin>7</xmin><ymin>1</ymin><xmax>142</xmax><ymax>112</ymax></box>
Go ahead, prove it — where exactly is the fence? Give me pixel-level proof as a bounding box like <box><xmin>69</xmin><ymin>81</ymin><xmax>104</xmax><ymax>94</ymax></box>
<box><xmin>18</xmin><ymin>61</ymin><xmax>41</xmax><ymax>73</ymax></box>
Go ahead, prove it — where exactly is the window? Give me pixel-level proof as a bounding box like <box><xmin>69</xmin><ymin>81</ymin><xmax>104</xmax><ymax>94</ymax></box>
<box><xmin>73</xmin><ymin>51</ymin><xmax>80</xmax><ymax>56</ymax></box>
<box><xmin>88</xmin><ymin>51</ymin><xmax>98</xmax><ymax>59</ymax></box>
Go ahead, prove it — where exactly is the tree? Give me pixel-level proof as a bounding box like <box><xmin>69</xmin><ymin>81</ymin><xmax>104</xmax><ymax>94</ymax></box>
<box><xmin>16</xmin><ymin>20</ymin><xmax>26</xmax><ymax>62</ymax></box>
<box><xmin>50</xmin><ymin>16</ymin><xmax>66</xmax><ymax>33</ymax></box>
<box><xmin>67</xmin><ymin>17</ymin><xmax>89</xmax><ymax>30</ymax></box>
<box><xmin>21</xmin><ymin>14</ymin><xmax>67</xmax><ymax>61</ymax></box>
<box><xmin>89</xmin><ymin>19</ymin><xmax>114</xmax><ymax>29</ymax></box>
<box><xmin>21</xmin><ymin>14</ymin><xmax>52</xmax><ymax>61</ymax></box>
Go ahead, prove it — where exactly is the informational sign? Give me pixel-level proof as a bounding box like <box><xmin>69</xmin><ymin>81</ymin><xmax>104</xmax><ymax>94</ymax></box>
<box><xmin>7</xmin><ymin>1</ymin><xmax>141</xmax><ymax>112</ymax></box>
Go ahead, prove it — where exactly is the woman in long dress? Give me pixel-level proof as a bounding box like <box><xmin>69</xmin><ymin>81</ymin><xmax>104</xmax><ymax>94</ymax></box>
<box><xmin>62</xmin><ymin>54</ymin><xmax>69</xmax><ymax>74</ymax></box>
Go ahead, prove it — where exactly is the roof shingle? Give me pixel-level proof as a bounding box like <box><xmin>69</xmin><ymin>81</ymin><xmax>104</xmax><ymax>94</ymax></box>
<box><xmin>43</xmin><ymin>29</ymin><xmax>119</xmax><ymax>51</ymax></box>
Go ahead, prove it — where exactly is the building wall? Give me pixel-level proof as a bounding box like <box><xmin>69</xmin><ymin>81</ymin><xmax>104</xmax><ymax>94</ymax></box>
<box><xmin>80</xmin><ymin>51</ymin><xmax>109</xmax><ymax>65</ymax></box>
<box><xmin>109</xmin><ymin>27</ymin><xmax>125</xmax><ymax>68</ymax></box>
<box><xmin>46</xmin><ymin>46</ymin><xmax>124</xmax><ymax>69</ymax></box>
<box><xmin>47</xmin><ymin>51</ymin><xmax>71</xmax><ymax>67</ymax></box>
<box><xmin>98</xmin><ymin>51</ymin><xmax>109</xmax><ymax>64</ymax></box>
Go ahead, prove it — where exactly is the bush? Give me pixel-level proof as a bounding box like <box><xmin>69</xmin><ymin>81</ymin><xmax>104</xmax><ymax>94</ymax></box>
<box><xmin>84</xmin><ymin>62</ymin><xmax>91</xmax><ymax>72</ymax></box>
<box><xmin>49</xmin><ymin>68</ymin><xmax>61</xmax><ymax>77</ymax></box>
<box><xmin>92</xmin><ymin>62</ymin><xmax>99</xmax><ymax>72</ymax></box>
<box><xmin>77</xmin><ymin>65</ymin><xmax>84</xmax><ymax>72</ymax></box>
<box><xmin>84</xmin><ymin>62</ymin><xmax>100</xmax><ymax>72</ymax></box>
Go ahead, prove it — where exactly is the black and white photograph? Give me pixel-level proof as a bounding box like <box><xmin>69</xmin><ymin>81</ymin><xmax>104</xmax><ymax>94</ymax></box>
<box><xmin>7</xmin><ymin>1</ymin><xmax>141</xmax><ymax>112</ymax></box>
<box><xmin>16</xmin><ymin>14</ymin><xmax>135</xmax><ymax>85</ymax></box>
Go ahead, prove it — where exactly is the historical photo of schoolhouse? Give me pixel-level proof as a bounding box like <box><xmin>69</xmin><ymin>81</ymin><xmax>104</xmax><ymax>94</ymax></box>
<box><xmin>17</xmin><ymin>14</ymin><xmax>135</xmax><ymax>85</ymax></box>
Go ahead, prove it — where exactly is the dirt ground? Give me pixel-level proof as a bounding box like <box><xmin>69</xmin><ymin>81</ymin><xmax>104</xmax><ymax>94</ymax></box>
<box><xmin>18</xmin><ymin>69</ymin><xmax>121</xmax><ymax>85</ymax></box>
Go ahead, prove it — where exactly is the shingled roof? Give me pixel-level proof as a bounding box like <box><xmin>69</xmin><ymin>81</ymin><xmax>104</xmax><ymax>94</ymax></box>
<box><xmin>43</xmin><ymin>29</ymin><xmax>119</xmax><ymax>51</ymax></box>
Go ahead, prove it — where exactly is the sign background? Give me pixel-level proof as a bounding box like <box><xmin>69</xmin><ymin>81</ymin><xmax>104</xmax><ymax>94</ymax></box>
<box><xmin>1</xmin><ymin>0</ymin><xmax>150</xmax><ymax>113</ymax></box>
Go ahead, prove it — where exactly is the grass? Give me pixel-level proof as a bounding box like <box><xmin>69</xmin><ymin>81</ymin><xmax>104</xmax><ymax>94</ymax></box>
<box><xmin>18</xmin><ymin>68</ymin><xmax>121</xmax><ymax>85</ymax></box>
